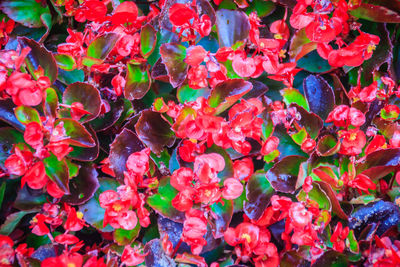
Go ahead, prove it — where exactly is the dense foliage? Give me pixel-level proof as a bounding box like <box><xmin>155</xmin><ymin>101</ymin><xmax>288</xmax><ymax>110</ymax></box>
<box><xmin>0</xmin><ymin>0</ymin><xmax>400</xmax><ymax>266</ymax></box>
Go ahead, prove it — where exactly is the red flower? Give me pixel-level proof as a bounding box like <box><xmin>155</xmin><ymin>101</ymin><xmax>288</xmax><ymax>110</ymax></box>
<box><xmin>185</xmin><ymin>46</ymin><xmax>207</xmax><ymax>66</ymax></box>
<box><xmin>21</xmin><ymin>161</ymin><xmax>47</xmax><ymax>190</ymax></box>
<box><xmin>261</xmin><ymin>136</ymin><xmax>279</xmax><ymax>155</ymax></box>
<box><xmin>172</xmin><ymin>187</ymin><xmax>195</xmax><ymax>212</ymax></box>
<box><xmin>55</xmin><ymin>234</ymin><xmax>80</xmax><ymax>245</ymax></box>
<box><xmin>121</xmin><ymin>246</ymin><xmax>146</xmax><ymax>266</ymax></box>
<box><xmin>169</xmin><ymin>3</ymin><xmax>196</xmax><ymax>27</ymax></box>
<box><xmin>24</xmin><ymin>122</ymin><xmax>43</xmax><ymax>149</ymax></box>
<box><xmin>233</xmin><ymin>158</ymin><xmax>254</xmax><ymax>181</ymax></box>
<box><xmin>330</xmin><ymin>222</ymin><xmax>349</xmax><ymax>252</ymax></box>
<box><xmin>301</xmin><ymin>138</ymin><xmax>316</xmax><ymax>153</ymax></box>
<box><xmin>182</xmin><ymin>209</ymin><xmax>208</xmax><ymax>255</ymax></box>
<box><xmin>126</xmin><ymin>148</ymin><xmax>150</xmax><ymax>177</ymax></box>
<box><xmin>30</xmin><ymin>214</ymin><xmax>50</xmax><ymax>236</ymax></box>
<box><xmin>188</xmin><ymin>65</ymin><xmax>208</xmax><ymax>89</ymax></box>
<box><xmin>348</xmin><ymin>174</ymin><xmax>376</xmax><ymax>194</ymax></box>
<box><xmin>222</xmin><ymin>178</ymin><xmax>243</xmax><ymax>200</ymax></box>
<box><xmin>170</xmin><ymin>167</ymin><xmax>194</xmax><ymax>190</ymax></box>
<box><xmin>365</xmin><ymin>135</ymin><xmax>386</xmax><ymax>155</ymax></box>
<box><xmin>339</xmin><ymin>129</ymin><xmax>366</xmax><ymax>155</ymax></box>
<box><xmin>41</xmin><ymin>252</ymin><xmax>83</xmax><ymax>267</ymax></box>
<box><xmin>305</xmin><ymin>16</ymin><xmax>342</xmax><ymax>43</ymax></box>
<box><xmin>0</xmin><ymin>235</ymin><xmax>14</xmax><ymax>266</ymax></box>
<box><xmin>110</xmin><ymin>1</ymin><xmax>138</xmax><ymax>25</ymax></box>
<box><xmin>326</xmin><ymin>105</ymin><xmax>365</xmax><ymax>127</ymax></box>
<box><xmin>289</xmin><ymin>202</ymin><xmax>312</xmax><ymax>229</ymax></box>
<box><xmin>64</xmin><ymin>205</ymin><xmax>86</xmax><ymax>232</ymax></box>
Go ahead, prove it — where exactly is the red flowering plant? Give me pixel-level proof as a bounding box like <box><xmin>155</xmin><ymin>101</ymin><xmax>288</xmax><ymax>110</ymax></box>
<box><xmin>0</xmin><ymin>0</ymin><xmax>400</xmax><ymax>265</ymax></box>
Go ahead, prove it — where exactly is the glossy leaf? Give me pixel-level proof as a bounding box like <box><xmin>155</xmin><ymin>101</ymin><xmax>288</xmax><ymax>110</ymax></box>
<box><xmin>124</xmin><ymin>63</ymin><xmax>151</xmax><ymax>100</ymax></box>
<box><xmin>113</xmin><ymin>222</ymin><xmax>141</xmax><ymax>246</ymax></box>
<box><xmin>349</xmin><ymin>200</ymin><xmax>400</xmax><ymax>236</ymax></box>
<box><xmin>177</xmin><ymin>84</ymin><xmax>210</xmax><ymax>104</ymax></box>
<box><xmin>54</xmin><ymin>54</ymin><xmax>76</xmax><ymax>71</ymax></box>
<box><xmin>14</xmin><ymin>106</ymin><xmax>41</xmax><ymax>125</ymax></box>
<box><xmin>297</xmin><ymin>50</ymin><xmax>332</xmax><ymax>73</ymax></box>
<box><xmin>303</xmin><ymin>75</ymin><xmax>335</xmax><ymax>121</ymax></box>
<box><xmin>215</xmin><ymin>9</ymin><xmax>250</xmax><ymax>48</ymax></box>
<box><xmin>312</xmin><ymin>251</ymin><xmax>348</xmax><ymax>267</ymax></box>
<box><xmin>158</xmin><ymin>216</ymin><xmax>191</xmax><ymax>253</ymax></box>
<box><xmin>317</xmin><ymin>135</ymin><xmax>341</xmax><ymax>156</ymax></box>
<box><xmin>54</xmin><ymin>119</ymin><xmax>95</xmax><ymax>148</ymax></box>
<box><xmin>144</xmin><ymin>239</ymin><xmax>176</xmax><ymax>267</ymax></box>
<box><xmin>43</xmin><ymin>153</ymin><xmax>69</xmax><ymax>193</ymax></box>
<box><xmin>135</xmin><ymin>110</ymin><xmax>175</xmax><ymax>155</ymax></box>
<box><xmin>0</xmin><ymin>0</ymin><xmax>51</xmax><ymax>28</ymax></box>
<box><xmin>68</xmin><ymin>125</ymin><xmax>99</xmax><ymax>161</ymax></box>
<box><xmin>273</xmin><ymin>124</ymin><xmax>308</xmax><ymax>158</ymax></box>
<box><xmin>43</xmin><ymin>87</ymin><xmax>58</xmax><ymax>120</ymax></box>
<box><xmin>87</xmin><ymin>33</ymin><xmax>120</xmax><ymax>60</ymax></box>
<box><xmin>79</xmin><ymin>178</ymin><xmax>119</xmax><ymax>232</ymax></box>
<box><xmin>206</xmin><ymin>144</ymin><xmax>234</xmax><ymax>181</ymax></box>
<box><xmin>244</xmin><ymin>172</ymin><xmax>275</xmax><ymax>220</ymax></box>
<box><xmin>289</xmin><ymin>28</ymin><xmax>316</xmax><ymax>62</ymax></box>
<box><xmin>160</xmin><ymin>43</ymin><xmax>188</xmax><ymax>88</ymax></box>
<box><xmin>290</xmin><ymin>103</ymin><xmax>323</xmax><ymax>139</ymax></box>
<box><xmin>356</xmin><ymin>148</ymin><xmax>400</xmax><ymax>180</ymax></box>
<box><xmin>63</xmin><ymin>82</ymin><xmax>101</xmax><ymax>123</ymax></box>
<box><xmin>0</xmin><ymin>99</ymin><xmax>25</xmax><ymax>131</ymax></box>
<box><xmin>18</xmin><ymin>37</ymin><xmax>57</xmax><ymax>84</ymax></box>
<box><xmin>147</xmin><ymin>176</ymin><xmax>185</xmax><ymax>222</ymax></box>
<box><xmin>0</xmin><ymin>209</ymin><xmax>38</xmax><ymax>235</ymax></box>
<box><xmin>0</xmin><ymin>128</ymin><xmax>24</xmax><ymax>167</ymax></box>
<box><xmin>281</xmin><ymin>88</ymin><xmax>309</xmax><ymax>111</ymax></box>
<box><xmin>208</xmin><ymin>79</ymin><xmax>253</xmax><ymax>114</ymax></box>
<box><xmin>210</xmin><ymin>200</ymin><xmax>234</xmax><ymax>238</ymax></box>
<box><xmin>62</xmin><ymin>165</ymin><xmax>99</xmax><ymax>205</ymax></box>
<box><xmin>89</xmin><ymin>98</ymin><xmax>125</xmax><ymax>132</ymax></box>
<box><xmin>141</xmin><ymin>24</ymin><xmax>157</xmax><ymax>58</ymax></box>
<box><xmin>298</xmin><ymin>182</ymin><xmax>331</xmax><ymax>211</ymax></box>
<box><xmin>266</xmin><ymin>156</ymin><xmax>307</xmax><ymax>193</ymax></box>
<box><xmin>350</xmin><ymin>3</ymin><xmax>400</xmax><ymax>23</ymax></box>
<box><xmin>109</xmin><ymin>128</ymin><xmax>145</xmax><ymax>179</ymax></box>
<box><xmin>14</xmin><ymin>186</ymin><xmax>47</xmax><ymax>210</ymax></box>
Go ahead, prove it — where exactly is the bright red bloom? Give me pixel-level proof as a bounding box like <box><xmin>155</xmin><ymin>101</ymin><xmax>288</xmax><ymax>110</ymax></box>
<box><xmin>111</xmin><ymin>1</ymin><xmax>138</xmax><ymax>25</ymax></box>
<box><xmin>126</xmin><ymin>148</ymin><xmax>150</xmax><ymax>177</ymax></box>
<box><xmin>222</xmin><ymin>178</ymin><xmax>243</xmax><ymax>200</ymax></box>
<box><xmin>233</xmin><ymin>158</ymin><xmax>254</xmax><ymax>181</ymax></box>
<box><xmin>330</xmin><ymin>222</ymin><xmax>349</xmax><ymax>252</ymax></box>
<box><xmin>30</xmin><ymin>214</ymin><xmax>50</xmax><ymax>236</ymax></box>
<box><xmin>21</xmin><ymin>161</ymin><xmax>47</xmax><ymax>190</ymax></box>
<box><xmin>301</xmin><ymin>138</ymin><xmax>316</xmax><ymax>153</ymax></box>
<box><xmin>261</xmin><ymin>136</ymin><xmax>279</xmax><ymax>155</ymax></box>
<box><xmin>64</xmin><ymin>205</ymin><xmax>86</xmax><ymax>232</ymax></box>
<box><xmin>348</xmin><ymin>174</ymin><xmax>376</xmax><ymax>194</ymax></box>
<box><xmin>172</xmin><ymin>187</ymin><xmax>195</xmax><ymax>211</ymax></box>
<box><xmin>171</xmin><ymin>167</ymin><xmax>194</xmax><ymax>190</ymax></box>
<box><xmin>339</xmin><ymin>129</ymin><xmax>366</xmax><ymax>156</ymax></box>
<box><xmin>185</xmin><ymin>46</ymin><xmax>207</xmax><ymax>66</ymax></box>
<box><xmin>41</xmin><ymin>252</ymin><xmax>83</xmax><ymax>267</ymax></box>
<box><xmin>365</xmin><ymin>135</ymin><xmax>386</xmax><ymax>155</ymax></box>
<box><xmin>55</xmin><ymin>234</ymin><xmax>80</xmax><ymax>245</ymax></box>
<box><xmin>305</xmin><ymin>16</ymin><xmax>342</xmax><ymax>43</ymax></box>
<box><xmin>169</xmin><ymin>4</ymin><xmax>196</xmax><ymax>27</ymax></box>
<box><xmin>121</xmin><ymin>246</ymin><xmax>146</xmax><ymax>266</ymax></box>
<box><xmin>188</xmin><ymin>65</ymin><xmax>208</xmax><ymax>89</ymax></box>
<box><xmin>182</xmin><ymin>209</ymin><xmax>208</xmax><ymax>255</ymax></box>
<box><xmin>289</xmin><ymin>202</ymin><xmax>312</xmax><ymax>229</ymax></box>
<box><xmin>24</xmin><ymin>122</ymin><xmax>43</xmax><ymax>149</ymax></box>
<box><xmin>0</xmin><ymin>235</ymin><xmax>14</xmax><ymax>266</ymax></box>
<box><xmin>47</xmin><ymin>180</ymin><xmax>65</xmax><ymax>198</ymax></box>
<box><xmin>326</xmin><ymin>105</ymin><xmax>365</xmax><ymax>127</ymax></box>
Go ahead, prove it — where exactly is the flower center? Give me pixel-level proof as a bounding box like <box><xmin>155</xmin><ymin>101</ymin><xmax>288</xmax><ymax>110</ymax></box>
<box><xmin>348</xmin><ymin>132</ymin><xmax>357</xmax><ymax>141</ymax></box>
<box><xmin>241</xmin><ymin>233</ymin><xmax>251</xmax><ymax>243</ymax></box>
<box><xmin>367</xmin><ymin>44</ymin><xmax>376</xmax><ymax>53</ymax></box>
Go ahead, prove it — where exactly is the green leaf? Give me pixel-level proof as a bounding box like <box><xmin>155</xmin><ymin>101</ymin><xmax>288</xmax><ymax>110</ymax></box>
<box><xmin>289</xmin><ymin>28</ymin><xmax>316</xmax><ymax>61</ymax></box>
<box><xmin>87</xmin><ymin>33</ymin><xmax>120</xmax><ymax>60</ymax></box>
<box><xmin>244</xmin><ymin>172</ymin><xmax>275</xmax><ymax>220</ymax></box>
<box><xmin>0</xmin><ymin>127</ymin><xmax>24</xmax><ymax>168</ymax></box>
<box><xmin>0</xmin><ymin>182</ymin><xmax>6</xmax><ymax>209</ymax></box>
<box><xmin>177</xmin><ymin>84</ymin><xmax>210</xmax><ymax>104</ymax></box>
<box><xmin>124</xmin><ymin>63</ymin><xmax>151</xmax><ymax>100</ymax></box>
<box><xmin>18</xmin><ymin>37</ymin><xmax>57</xmax><ymax>84</ymax></box>
<box><xmin>297</xmin><ymin>50</ymin><xmax>332</xmax><ymax>73</ymax></box>
<box><xmin>57</xmin><ymin>69</ymin><xmax>85</xmax><ymax>84</ymax></box>
<box><xmin>0</xmin><ymin>209</ymin><xmax>38</xmax><ymax>235</ymax></box>
<box><xmin>246</xmin><ymin>0</ymin><xmax>275</xmax><ymax>17</ymax></box>
<box><xmin>43</xmin><ymin>87</ymin><xmax>58</xmax><ymax>119</ymax></box>
<box><xmin>317</xmin><ymin>135</ymin><xmax>341</xmax><ymax>156</ymax></box>
<box><xmin>347</xmin><ymin>230</ymin><xmax>359</xmax><ymax>253</ymax></box>
<box><xmin>79</xmin><ymin>178</ymin><xmax>119</xmax><ymax>232</ymax></box>
<box><xmin>55</xmin><ymin>54</ymin><xmax>76</xmax><ymax>70</ymax></box>
<box><xmin>114</xmin><ymin>222</ymin><xmax>141</xmax><ymax>246</ymax></box>
<box><xmin>14</xmin><ymin>106</ymin><xmax>41</xmax><ymax>125</ymax></box>
<box><xmin>147</xmin><ymin>176</ymin><xmax>185</xmax><ymax>222</ymax></box>
<box><xmin>208</xmin><ymin>79</ymin><xmax>253</xmax><ymax>114</ymax></box>
<box><xmin>0</xmin><ymin>0</ymin><xmax>51</xmax><ymax>28</ymax></box>
<box><xmin>291</xmin><ymin>127</ymin><xmax>307</xmax><ymax>145</ymax></box>
<box><xmin>209</xmin><ymin>200</ymin><xmax>233</xmax><ymax>238</ymax></box>
<box><xmin>141</xmin><ymin>24</ymin><xmax>157</xmax><ymax>58</ymax></box>
<box><xmin>43</xmin><ymin>153</ymin><xmax>69</xmax><ymax>193</ymax></box>
<box><xmin>0</xmin><ymin>99</ymin><xmax>25</xmax><ymax>131</ymax></box>
<box><xmin>54</xmin><ymin>118</ymin><xmax>96</xmax><ymax>147</ymax></box>
<box><xmin>281</xmin><ymin>88</ymin><xmax>309</xmax><ymax>111</ymax></box>
<box><xmin>160</xmin><ymin>43</ymin><xmax>188</xmax><ymax>88</ymax></box>
<box><xmin>297</xmin><ymin>182</ymin><xmax>331</xmax><ymax>211</ymax></box>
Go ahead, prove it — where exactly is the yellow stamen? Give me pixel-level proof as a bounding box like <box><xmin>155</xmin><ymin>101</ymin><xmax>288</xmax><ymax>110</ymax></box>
<box><xmin>241</xmin><ymin>233</ymin><xmax>251</xmax><ymax>243</ymax></box>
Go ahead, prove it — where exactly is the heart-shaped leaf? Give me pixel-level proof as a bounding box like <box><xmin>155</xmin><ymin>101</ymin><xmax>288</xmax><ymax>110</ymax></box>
<box><xmin>147</xmin><ymin>176</ymin><xmax>185</xmax><ymax>222</ymax></box>
<box><xmin>141</xmin><ymin>24</ymin><xmax>157</xmax><ymax>58</ymax></box>
<box><xmin>244</xmin><ymin>171</ymin><xmax>275</xmax><ymax>220</ymax></box>
<box><xmin>303</xmin><ymin>75</ymin><xmax>335</xmax><ymax>121</ymax></box>
<box><xmin>215</xmin><ymin>9</ymin><xmax>250</xmax><ymax>48</ymax></box>
<box><xmin>210</xmin><ymin>200</ymin><xmax>233</xmax><ymax>238</ymax></box>
<box><xmin>208</xmin><ymin>79</ymin><xmax>253</xmax><ymax>114</ymax></box>
<box><xmin>54</xmin><ymin>119</ymin><xmax>96</xmax><ymax>147</ymax></box>
<box><xmin>0</xmin><ymin>0</ymin><xmax>51</xmax><ymax>28</ymax></box>
<box><xmin>0</xmin><ymin>99</ymin><xmax>25</xmax><ymax>131</ymax></box>
<box><xmin>135</xmin><ymin>110</ymin><xmax>175</xmax><ymax>155</ymax></box>
<box><xmin>14</xmin><ymin>106</ymin><xmax>41</xmax><ymax>125</ymax></box>
<box><xmin>18</xmin><ymin>37</ymin><xmax>57</xmax><ymax>84</ymax></box>
<box><xmin>124</xmin><ymin>63</ymin><xmax>151</xmax><ymax>100</ymax></box>
<box><xmin>79</xmin><ymin>178</ymin><xmax>119</xmax><ymax>232</ymax></box>
<box><xmin>43</xmin><ymin>153</ymin><xmax>69</xmax><ymax>194</ymax></box>
<box><xmin>266</xmin><ymin>156</ymin><xmax>307</xmax><ymax>193</ymax></box>
<box><xmin>109</xmin><ymin>128</ymin><xmax>145</xmax><ymax>179</ymax></box>
<box><xmin>63</xmin><ymin>82</ymin><xmax>101</xmax><ymax>123</ymax></box>
<box><xmin>62</xmin><ymin>164</ymin><xmax>99</xmax><ymax>205</ymax></box>
<box><xmin>160</xmin><ymin>43</ymin><xmax>188</xmax><ymax>88</ymax></box>
<box><xmin>87</xmin><ymin>33</ymin><xmax>120</xmax><ymax>60</ymax></box>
